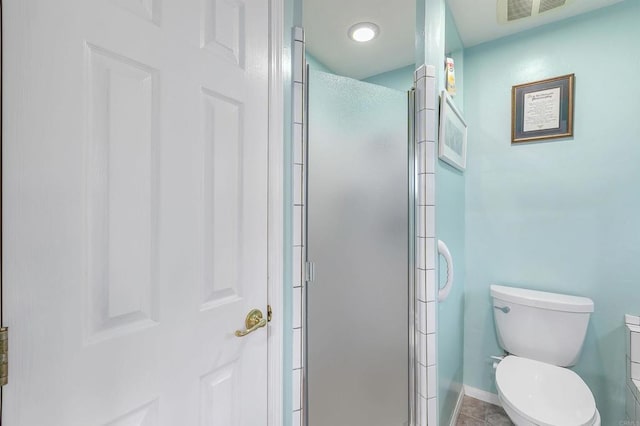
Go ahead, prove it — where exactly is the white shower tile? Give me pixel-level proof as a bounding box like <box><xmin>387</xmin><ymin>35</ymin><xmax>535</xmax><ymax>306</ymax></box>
<box><xmin>425</xmin><ymin>207</ymin><xmax>435</xmax><ymax>238</ymax></box>
<box><xmin>426</xmin><ymin>301</ymin><xmax>436</xmax><ymax>334</ymax></box>
<box><xmin>293</xmin><ymin>328</ymin><xmax>302</xmax><ymax>369</ymax></box>
<box><xmin>427</xmin><ymin>333</ymin><xmax>436</xmax><ymax>366</ymax></box>
<box><xmin>634</xmin><ymin>379</ymin><xmax>640</xmax><ymax>401</ymax></box>
<box><xmin>417</xmin><ymin>237</ymin><xmax>426</xmax><ymax>270</ymax></box>
<box><xmin>419</xmin><ymin>365</ymin><xmax>427</xmax><ymax>397</ymax></box>
<box><xmin>293</xmin><ymin>287</ymin><xmax>302</xmax><ymax>329</ymax></box>
<box><xmin>425</xmin><ymin>174</ymin><xmax>435</xmax><ymax>206</ymax></box>
<box><xmin>291</xmin><ymin>33</ymin><xmax>306</xmax><ymax>420</ymax></box>
<box><xmin>293</xmin><ymin>369</ymin><xmax>302</xmax><ymax>411</ymax></box>
<box><xmin>425</xmin><ymin>65</ymin><xmax>436</xmax><ymax>78</ymax></box>
<box><xmin>425</xmin><ymin>109</ymin><xmax>436</xmax><ymax>142</ymax></box>
<box><xmin>425</xmin><ymin>238</ymin><xmax>435</xmax><ymax>270</ymax></box>
<box><xmin>425</xmin><ymin>76</ymin><xmax>436</xmax><ymax>110</ymax></box>
<box><xmin>417</xmin><ymin>269</ymin><xmax>426</xmax><ymax>302</ymax></box>
<box><xmin>626</xmin><ymin>314</ymin><xmax>640</xmax><ymax>326</ymax></box>
<box><xmin>418</xmin><ymin>301</ymin><xmax>427</xmax><ymax>334</ymax></box>
<box><xmin>625</xmin><ymin>324</ymin><xmax>640</xmax><ymax>333</ymax></box>
<box><xmin>426</xmin><ymin>269</ymin><xmax>436</xmax><ymax>302</ymax></box>
<box><xmin>631</xmin><ymin>328</ymin><xmax>640</xmax><ymax>362</ymax></box>
<box><xmin>427</xmin><ymin>397</ymin><xmax>437</xmax><ymax>425</ymax></box>
<box><xmin>292</xmin><ymin>410</ymin><xmax>302</xmax><ymax>426</ymax></box>
<box><xmin>417</xmin><ymin>142</ymin><xmax>427</xmax><ymax>174</ymax></box>
<box><xmin>301</xmin><ymin>201</ymin><xmax>307</xmax><ymax>246</ymax></box>
<box><xmin>417</xmin><ymin>206</ymin><xmax>426</xmax><ymax>237</ymax></box>
<box><xmin>419</xmin><ymin>332</ymin><xmax>427</xmax><ymax>366</ymax></box>
<box><xmin>293</xmin><ymin>206</ymin><xmax>302</xmax><ymax>246</ymax></box>
<box><xmin>416</xmin><ymin>79</ymin><xmax>426</xmax><ymax>111</ymax></box>
<box><xmin>415</xmin><ymin>65</ymin><xmax>426</xmax><ymax>81</ymax></box>
<box><xmin>293</xmin><ymin>123</ymin><xmax>304</xmax><ymax>165</ymax></box>
<box><xmin>631</xmin><ymin>361</ymin><xmax>640</xmax><ymax>380</ymax></box>
<box><xmin>417</xmin><ymin>109</ymin><xmax>426</xmax><ymax>143</ymax></box>
<box><xmin>293</xmin><ymin>82</ymin><xmax>304</xmax><ymax>124</ymax></box>
<box><xmin>425</xmin><ymin>141</ymin><xmax>436</xmax><ymax>174</ymax></box>
<box><xmin>293</xmin><ymin>42</ymin><xmax>305</xmax><ymax>83</ymax></box>
<box><xmin>418</xmin><ymin>395</ymin><xmax>427</xmax><ymax>425</ymax></box>
<box><xmin>293</xmin><ymin>164</ymin><xmax>303</xmax><ymax>205</ymax></box>
<box><xmin>418</xmin><ymin>174</ymin><xmax>427</xmax><ymax>206</ymax></box>
<box><xmin>293</xmin><ymin>246</ymin><xmax>302</xmax><ymax>288</ymax></box>
<box><xmin>427</xmin><ymin>365</ymin><xmax>436</xmax><ymax>398</ymax></box>
<box><xmin>419</xmin><ymin>399</ymin><xmax>428</xmax><ymax>426</ymax></box>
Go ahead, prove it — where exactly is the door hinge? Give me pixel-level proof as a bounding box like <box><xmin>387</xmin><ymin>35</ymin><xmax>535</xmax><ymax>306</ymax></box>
<box><xmin>0</xmin><ymin>327</ymin><xmax>8</xmax><ymax>386</ymax></box>
<box><xmin>267</xmin><ymin>305</ymin><xmax>272</xmax><ymax>323</ymax></box>
<box><xmin>305</xmin><ymin>261</ymin><xmax>316</xmax><ymax>283</ymax></box>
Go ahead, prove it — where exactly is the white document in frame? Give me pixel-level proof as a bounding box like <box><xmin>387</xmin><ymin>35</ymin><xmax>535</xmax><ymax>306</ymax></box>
<box><xmin>523</xmin><ymin>87</ymin><xmax>561</xmax><ymax>132</ymax></box>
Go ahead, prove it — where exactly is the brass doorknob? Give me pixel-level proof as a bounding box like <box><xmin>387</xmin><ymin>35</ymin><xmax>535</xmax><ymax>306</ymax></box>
<box><xmin>235</xmin><ymin>308</ymin><xmax>267</xmax><ymax>337</ymax></box>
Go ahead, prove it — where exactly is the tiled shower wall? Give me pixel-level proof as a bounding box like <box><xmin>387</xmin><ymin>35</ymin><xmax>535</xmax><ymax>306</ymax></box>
<box><xmin>291</xmin><ymin>26</ymin><xmax>306</xmax><ymax>426</ymax></box>
<box><xmin>290</xmin><ymin>41</ymin><xmax>438</xmax><ymax>423</ymax></box>
<box><xmin>414</xmin><ymin>65</ymin><xmax>438</xmax><ymax>426</ymax></box>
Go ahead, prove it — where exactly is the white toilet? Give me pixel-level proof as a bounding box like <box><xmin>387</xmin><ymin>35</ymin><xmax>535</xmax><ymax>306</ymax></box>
<box><xmin>490</xmin><ymin>284</ymin><xmax>601</xmax><ymax>426</ymax></box>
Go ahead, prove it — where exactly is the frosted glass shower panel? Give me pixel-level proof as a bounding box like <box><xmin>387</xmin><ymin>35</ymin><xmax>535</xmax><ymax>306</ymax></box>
<box><xmin>307</xmin><ymin>70</ymin><xmax>408</xmax><ymax>426</ymax></box>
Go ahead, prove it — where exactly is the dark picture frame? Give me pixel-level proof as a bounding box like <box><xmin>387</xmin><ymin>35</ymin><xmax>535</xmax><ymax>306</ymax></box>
<box><xmin>511</xmin><ymin>74</ymin><xmax>574</xmax><ymax>143</ymax></box>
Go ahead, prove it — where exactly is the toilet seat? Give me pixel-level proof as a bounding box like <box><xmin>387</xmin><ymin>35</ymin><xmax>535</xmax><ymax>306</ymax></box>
<box><xmin>496</xmin><ymin>356</ymin><xmax>597</xmax><ymax>426</ymax></box>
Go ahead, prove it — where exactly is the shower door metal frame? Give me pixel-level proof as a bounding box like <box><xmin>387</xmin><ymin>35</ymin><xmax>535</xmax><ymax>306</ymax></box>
<box><xmin>408</xmin><ymin>87</ymin><xmax>417</xmax><ymax>426</ymax></box>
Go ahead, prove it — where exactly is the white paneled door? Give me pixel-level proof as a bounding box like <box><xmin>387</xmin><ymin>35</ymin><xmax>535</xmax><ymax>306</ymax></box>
<box><xmin>3</xmin><ymin>0</ymin><xmax>270</xmax><ymax>424</ymax></box>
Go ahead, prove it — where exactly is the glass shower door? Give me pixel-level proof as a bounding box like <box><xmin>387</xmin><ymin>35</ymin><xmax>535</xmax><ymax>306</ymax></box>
<box><xmin>306</xmin><ymin>70</ymin><xmax>409</xmax><ymax>426</ymax></box>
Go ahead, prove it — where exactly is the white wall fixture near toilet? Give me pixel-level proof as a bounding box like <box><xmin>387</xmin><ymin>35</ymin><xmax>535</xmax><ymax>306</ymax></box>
<box><xmin>490</xmin><ymin>285</ymin><xmax>600</xmax><ymax>426</ymax></box>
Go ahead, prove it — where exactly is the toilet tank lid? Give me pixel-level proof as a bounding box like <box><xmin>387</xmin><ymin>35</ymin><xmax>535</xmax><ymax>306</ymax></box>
<box><xmin>490</xmin><ymin>285</ymin><xmax>594</xmax><ymax>313</ymax></box>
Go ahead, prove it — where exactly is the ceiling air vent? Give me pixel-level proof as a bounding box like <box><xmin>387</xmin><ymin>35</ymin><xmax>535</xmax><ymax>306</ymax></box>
<box><xmin>539</xmin><ymin>0</ymin><xmax>567</xmax><ymax>13</ymax></box>
<box><xmin>498</xmin><ymin>0</ymin><xmax>572</xmax><ymax>23</ymax></box>
<box><xmin>508</xmin><ymin>0</ymin><xmax>534</xmax><ymax>21</ymax></box>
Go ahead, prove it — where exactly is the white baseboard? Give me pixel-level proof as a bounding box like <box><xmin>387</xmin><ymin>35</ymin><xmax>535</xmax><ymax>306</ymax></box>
<box><xmin>463</xmin><ymin>385</ymin><xmax>501</xmax><ymax>406</ymax></box>
<box><xmin>448</xmin><ymin>387</ymin><xmax>466</xmax><ymax>426</ymax></box>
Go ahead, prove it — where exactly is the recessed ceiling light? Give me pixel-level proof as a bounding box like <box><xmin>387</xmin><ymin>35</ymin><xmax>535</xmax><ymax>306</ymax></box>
<box><xmin>348</xmin><ymin>22</ymin><xmax>379</xmax><ymax>43</ymax></box>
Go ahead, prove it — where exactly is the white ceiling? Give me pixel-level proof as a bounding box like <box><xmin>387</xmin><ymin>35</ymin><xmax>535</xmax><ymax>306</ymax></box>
<box><xmin>303</xmin><ymin>0</ymin><xmax>624</xmax><ymax>80</ymax></box>
<box><xmin>449</xmin><ymin>0</ymin><xmax>623</xmax><ymax>47</ymax></box>
<box><xmin>303</xmin><ymin>0</ymin><xmax>415</xmax><ymax>80</ymax></box>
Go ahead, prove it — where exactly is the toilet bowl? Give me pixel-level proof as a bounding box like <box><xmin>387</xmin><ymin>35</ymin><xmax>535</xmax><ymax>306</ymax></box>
<box><xmin>490</xmin><ymin>285</ymin><xmax>598</xmax><ymax>426</ymax></box>
<box><xmin>496</xmin><ymin>356</ymin><xmax>600</xmax><ymax>426</ymax></box>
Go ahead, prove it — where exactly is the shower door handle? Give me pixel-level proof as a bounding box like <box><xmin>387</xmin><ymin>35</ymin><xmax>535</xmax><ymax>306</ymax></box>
<box><xmin>437</xmin><ymin>240</ymin><xmax>454</xmax><ymax>302</ymax></box>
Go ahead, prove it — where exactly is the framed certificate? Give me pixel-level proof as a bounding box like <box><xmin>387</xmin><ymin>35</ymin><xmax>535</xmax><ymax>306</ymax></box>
<box><xmin>511</xmin><ymin>74</ymin><xmax>574</xmax><ymax>143</ymax></box>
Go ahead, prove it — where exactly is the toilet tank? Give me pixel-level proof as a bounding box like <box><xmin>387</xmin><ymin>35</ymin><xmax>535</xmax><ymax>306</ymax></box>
<box><xmin>491</xmin><ymin>284</ymin><xmax>594</xmax><ymax>367</ymax></box>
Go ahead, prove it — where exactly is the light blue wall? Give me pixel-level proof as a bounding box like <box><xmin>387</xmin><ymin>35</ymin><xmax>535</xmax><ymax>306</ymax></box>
<box><xmin>437</xmin><ymin>5</ymin><xmax>466</xmax><ymax>425</ymax></box>
<box><xmin>444</xmin><ymin>7</ymin><xmax>464</xmax><ymax>112</ymax></box>
<box><xmin>463</xmin><ymin>2</ymin><xmax>640</xmax><ymax>423</ymax></box>
<box><xmin>306</xmin><ymin>53</ymin><xmax>334</xmax><ymax>74</ymax></box>
<box><xmin>362</xmin><ymin>65</ymin><xmax>415</xmax><ymax>92</ymax></box>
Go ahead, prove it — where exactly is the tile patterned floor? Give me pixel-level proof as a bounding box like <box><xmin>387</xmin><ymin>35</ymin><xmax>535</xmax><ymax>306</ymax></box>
<box><xmin>455</xmin><ymin>396</ymin><xmax>514</xmax><ymax>426</ymax></box>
